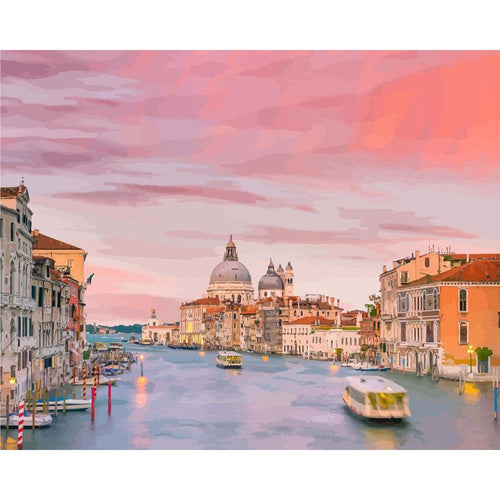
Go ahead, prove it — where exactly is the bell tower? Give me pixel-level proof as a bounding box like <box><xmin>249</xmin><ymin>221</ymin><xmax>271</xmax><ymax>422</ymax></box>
<box><xmin>284</xmin><ymin>262</ymin><xmax>294</xmax><ymax>298</ymax></box>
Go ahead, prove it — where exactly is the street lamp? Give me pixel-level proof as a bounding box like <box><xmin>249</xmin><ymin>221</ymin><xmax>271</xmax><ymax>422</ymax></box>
<box><xmin>8</xmin><ymin>376</ymin><xmax>17</xmax><ymax>386</ymax></box>
<box><xmin>467</xmin><ymin>345</ymin><xmax>474</xmax><ymax>374</ymax></box>
<box><xmin>139</xmin><ymin>354</ymin><xmax>145</xmax><ymax>377</ymax></box>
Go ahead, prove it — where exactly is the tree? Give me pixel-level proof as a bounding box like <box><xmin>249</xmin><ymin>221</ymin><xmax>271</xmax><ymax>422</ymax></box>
<box><xmin>475</xmin><ymin>346</ymin><xmax>493</xmax><ymax>373</ymax></box>
<box><xmin>365</xmin><ymin>293</ymin><xmax>381</xmax><ymax>317</ymax></box>
<box><xmin>335</xmin><ymin>347</ymin><xmax>343</xmax><ymax>361</ymax></box>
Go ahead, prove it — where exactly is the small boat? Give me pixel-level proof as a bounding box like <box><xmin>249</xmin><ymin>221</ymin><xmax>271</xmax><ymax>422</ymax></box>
<box><xmin>360</xmin><ymin>363</ymin><xmax>390</xmax><ymax>372</ymax></box>
<box><xmin>343</xmin><ymin>376</ymin><xmax>410</xmax><ymax>420</ymax></box>
<box><xmin>140</xmin><ymin>339</ymin><xmax>153</xmax><ymax>345</ymax></box>
<box><xmin>73</xmin><ymin>375</ymin><xmax>119</xmax><ymax>386</ymax></box>
<box><xmin>216</xmin><ymin>351</ymin><xmax>243</xmax><ymax>369</ymax></box>
<box><xmin>1</xmin><ymin>412</ymin><xmax>53</xmax><ymax>428</ymax></box>
<box><xmin>35</xmin><ymin>397</ymin><xmax>92</xmax><ymax>412</ymax></box>
<box><xmin>109</xmin><ymin>342</ymin><xmax>124</xmax><ymax>351</ymax></box>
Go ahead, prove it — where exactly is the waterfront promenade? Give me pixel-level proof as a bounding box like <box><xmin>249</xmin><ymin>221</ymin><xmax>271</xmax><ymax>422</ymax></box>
<box><xmin>1</xmin><ymin>335</ymin><xmax>498</xmax><ymax>450</ymax></box>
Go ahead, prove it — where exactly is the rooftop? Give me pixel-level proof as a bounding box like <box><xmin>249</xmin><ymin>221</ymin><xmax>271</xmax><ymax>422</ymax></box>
<box><xmin>408</xmin><ymin>259</ymin><xmax>500</xmax><ymax>285</ymax></box>
<box><xmin>33</xmin><ymin>230</ymin><xmax>83</xmax><ymax>251</ymax></box>
<box><xmin>184</xmin><ymin>297</ymin><xmax>221</xmax><ymax>306</ymax></box>
<box><xmin>285</xmin><ymin>316</ymin><xmax>335</xmax><ymax>326</ymax></box>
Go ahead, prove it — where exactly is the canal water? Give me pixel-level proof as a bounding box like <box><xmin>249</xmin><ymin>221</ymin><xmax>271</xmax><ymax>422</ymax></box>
<box><xmin>2</xmin><ymin>334</ymin><xmax>499</xmax><ymax>450</ymax></box>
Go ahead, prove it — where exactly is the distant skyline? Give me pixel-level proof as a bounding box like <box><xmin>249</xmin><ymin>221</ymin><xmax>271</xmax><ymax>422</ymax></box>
<box><xmin>2</xmin><ymin>50</ymin><xmax>499</xmax><ymax>323</ymax></box>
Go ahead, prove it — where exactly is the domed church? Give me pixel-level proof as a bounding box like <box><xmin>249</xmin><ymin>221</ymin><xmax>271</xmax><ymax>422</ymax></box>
<box><xmin>207</xmin><ymin>236</ymin><xmax>254</xmax><ymax>305</ymax></box>
<box><xmin>258</xmin><ymin>259</ymin><xmax>295</xmax><ymax>299</ymax></box>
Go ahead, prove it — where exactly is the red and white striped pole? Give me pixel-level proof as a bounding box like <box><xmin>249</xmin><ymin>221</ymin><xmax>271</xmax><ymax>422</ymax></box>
<box><xmin>18</xmin><ymin>400</ymin><xmax>24</xmax><ymax>450</ymax></box>
<box><xmin>82</xmin><ymin>363</ymin><xmax>87</xmax><ymax>400</ymax></box>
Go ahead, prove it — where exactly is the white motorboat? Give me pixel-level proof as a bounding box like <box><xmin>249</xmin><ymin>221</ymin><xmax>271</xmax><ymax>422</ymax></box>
<box><xmin>216</xmin><ymin>351</ymin><xmax>243</xmax><ymax>368</ymax></box>
<box><xmin>0</xmin><ymin>412</ymin><xmax>53</xmax><ymax>428</ymax></box>
<box><xmin>343</xmin><ymin>376</ymin><xmax>411</xmax><ymax>420</ymax></box>
<box><xmin>35</xmin><ymin>398</ymin><xmax>92</xmax><ymax>411</ymax></box>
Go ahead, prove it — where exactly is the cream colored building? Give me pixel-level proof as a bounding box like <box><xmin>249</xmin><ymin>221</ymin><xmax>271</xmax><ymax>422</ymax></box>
<box><xmin>1</xmin><ymin>183</ymin><xmax>36</xmax><ymax>405</ymax></box>
<box><xmin>142</xmin><ymin>309</ymin><xmax>179</xmax><ymax>344</ymax></box>
<box><xmin>282</xmin><ymin>317</ymin><xmax>361</xmax><ymax>359</ymax></box>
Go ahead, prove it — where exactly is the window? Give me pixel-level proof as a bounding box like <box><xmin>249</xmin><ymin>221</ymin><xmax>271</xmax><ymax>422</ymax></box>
<box><xmin>459</xmin><ymin>322</ymin><xmax>468</xmax><ymax>344</ymax></box>
<box><xmin>10</xmin><ymin>222</ymin><xmax>14</xmax><ymax>241</ymax></box>
<box><xmin>459</xmin><ymin>289</ymin><xmax>467</xmax><ymax>312</ymax></box>
<box><xmin>425</xmin><ymin>257</ymin><xmax>430</xmax><ymax>268</ymax></box>
<box><xmin>400</xmin><ymin>322</ymin><xmax>407</xmax><ymax>342</ymax></box>
<box><xmin>32</xmin><ymin>286</ymin><xmax>36</xmax><ymax>300</ymax></box>
<box><xmin>38</xmin><ymin>287</ymin><xmax>43</xmax><ymax>307</ymax></box>
<box><xmin>400</xmin><ymin>271</ymin><xmax>408</xmax><ymax>284</ymax></box>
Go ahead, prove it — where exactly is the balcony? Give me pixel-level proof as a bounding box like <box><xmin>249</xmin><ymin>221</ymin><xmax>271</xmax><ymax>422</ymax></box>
<box><xmin>22</xmin><ymin>297</ymin><xmax>36</xmax><ymax>310</ymax></box>
<box><xmin>12</xmin><ymin>295</ymin><xmax>22</xmax><ymax>307</ymax></box>
<box><xmin>1</xmin><ymin>293</ymin><xmax>9</xmax><ymax>307</ymax></box>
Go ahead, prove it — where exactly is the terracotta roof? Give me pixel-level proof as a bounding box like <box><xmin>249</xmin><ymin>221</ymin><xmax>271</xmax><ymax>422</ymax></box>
<box><xmin>33</xmin><ymin>231</ymin><xmax>83</xmax><ymax>251</ymax></box>
<box><xmin>240</xmin><ymin>306</ymin><xmax>257</xmax><ymax>315</ymax></box>
<box><xmin>285</xmin><ymin>316</ymin><xmax>335</xmax><ymax>326</ymax></box>
<box><xmin>0</xmin><ymin>185</ymin><xmax>27</xmax><ymax>197</ymax></box>
<box><xmin>205</xmin><ymin>306</ymin><xmax>225</xmax><ymax>313</ymax></box>
<box><xmin>409</xmin><ymin>259</ymin><xmax>500</xmax><ymax>286</ymax></box>
<box><xmin>184</xmin><ymin>297</ymin><xmax>220</xmax><ymax>306</ymax></box>
<box><xmin>444</xmin><ymin>253</ymin><xmax>500</xmax><ymax>261</ymax></box>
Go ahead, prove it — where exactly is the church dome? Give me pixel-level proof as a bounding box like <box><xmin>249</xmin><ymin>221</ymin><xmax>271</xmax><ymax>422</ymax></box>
<box><xmin>209</xmin><ymin>260</ymin><xmax>252</xmax><ymax>284</ymax></box>
<box><xmin>209</xmin><ymin>236</ymin><xmax>252</xmax><ymax>284</ymax></box>
<box><xmin>258</xmin><ymin>258</ymin><xmax>284</xmax><ymax>291</ymax></box>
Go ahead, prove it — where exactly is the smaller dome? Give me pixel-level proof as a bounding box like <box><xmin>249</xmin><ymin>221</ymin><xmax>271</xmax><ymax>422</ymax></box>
<box><xmin>258</xmin><ymin>258</ymin><xmax>284</xmax><ymax>291</ymax></box>
<box><xmin>286</xmin><ymin>261</ymin><xmax>293</xmax><ymax>271</ymax></box>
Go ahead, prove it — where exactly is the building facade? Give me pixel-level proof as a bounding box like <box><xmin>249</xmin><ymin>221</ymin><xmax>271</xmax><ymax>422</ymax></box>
<box><xmin>0</xmin><ymin>183</ymin><xmax>36</xmax><ymax>406</ymax></box>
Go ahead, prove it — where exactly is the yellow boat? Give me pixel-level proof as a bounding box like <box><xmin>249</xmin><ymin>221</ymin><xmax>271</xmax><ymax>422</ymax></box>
<box><xmin>216</xmin><ymin>351</ymin><xmax>243</xmax><ymax>369</ymax></box>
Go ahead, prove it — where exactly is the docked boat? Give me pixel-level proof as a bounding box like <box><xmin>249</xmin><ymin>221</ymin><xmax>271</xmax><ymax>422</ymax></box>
<box><xmin>35</xmin><ymin>398</ymin><xmax>91</xmax><ymax>412</ymax></box>
<box><xmin>0</xmin><ymin>412</ymin><xmax>53</xmax><ymax>428</ymax></box>
<box><xmin>94</xmin><ymin>342</ymin><xmax>109</xmax><ymax>353</ymax></box>
<box><xmin>140</xmin><ymin>339</ymin><xmax>153</xmax><ymax>345</ymax></box>
<box><xmin>343</xmin><ymin>376</ymin><xmax>411</xmax><ymax>421</ymax></box>
<box><xmin>216</xmin><ymin>351</ymin><xmax>243</xmax><ymax>369</ymax></box>
<box><xmin>74</xmin><ymin>374</ymin><xmax>119</xmax><ymax>386</ymax></box>
<box><xmin>359</xmin><ymin>363</ymin><xmax>390</xmax><ymax>372</ymax></box>
<box><xmin>109</xmin><ymin>342</ymin><xmax>124</xmax><ymax>351</ymax></box>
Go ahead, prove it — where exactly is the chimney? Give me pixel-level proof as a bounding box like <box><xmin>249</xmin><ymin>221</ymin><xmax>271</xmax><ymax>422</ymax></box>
<box><xmin>466</xmin><ymin>253</ymin><xmax>470</xmax><ymax>263</ymax></box>
<box><xmin>33</xmin><ymin>229</ymin><xmax>40</xmax><ymax>237</ymax></box>
<box><xmin>392</xmin><ymin>261</ymin><xmax>398</xmax><ymax>269</ymax></box>
<box><xmin>383</xmin><ymin>264</ymin><xmax>387</xmax><ymax>273</ymax></box>
<box><xmin>415</xmin><ymin>250</ymin><xmax>420</xmax><ymax>258</ymax></box>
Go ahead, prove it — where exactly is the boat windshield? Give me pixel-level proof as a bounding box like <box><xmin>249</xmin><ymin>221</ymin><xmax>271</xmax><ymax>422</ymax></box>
<box><xmin>367</xmin><ymin>392</ymin><xmax>406</xmax><ymax>410</ymax></box>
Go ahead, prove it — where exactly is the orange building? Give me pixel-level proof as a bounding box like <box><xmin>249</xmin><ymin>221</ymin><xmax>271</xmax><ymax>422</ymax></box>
<box><xmin>399</xmin><ymin>259</ymin><xmax>500</xmax><ymax>373</ymax></box>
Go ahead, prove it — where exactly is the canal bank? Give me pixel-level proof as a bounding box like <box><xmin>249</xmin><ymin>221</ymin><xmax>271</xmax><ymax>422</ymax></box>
<box><xmin>1</xmin><ymin>340</ymin><xmax>498</xmax><ymax>450</ymax></box>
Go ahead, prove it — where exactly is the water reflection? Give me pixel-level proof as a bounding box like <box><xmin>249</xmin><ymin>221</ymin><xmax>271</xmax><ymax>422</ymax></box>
<box><xmin>463</xmin><ymin>382</ymin><xmax>481</xmax><ymax>402</ymax></box>
<box><xmin>135</xmin><ymin>376</ymin><xmax>148</xmax><ymax>408</ymax></box>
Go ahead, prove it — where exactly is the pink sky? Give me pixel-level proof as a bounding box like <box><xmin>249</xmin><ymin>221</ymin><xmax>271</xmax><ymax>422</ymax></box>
<box><xmin>2</xmin><ymin>51</ymin><xmax>499</xmax><ymax>324</ymax></box>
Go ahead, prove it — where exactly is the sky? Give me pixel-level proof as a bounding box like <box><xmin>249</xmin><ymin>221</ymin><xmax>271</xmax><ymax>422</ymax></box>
<box><xmin>1</xmin><ymin>50</ymin><xmax>499</xmax><ymax>324</ymax></box>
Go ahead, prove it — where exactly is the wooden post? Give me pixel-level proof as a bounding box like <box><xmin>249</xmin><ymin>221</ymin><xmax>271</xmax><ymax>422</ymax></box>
<box><xmin>6</xmin><ymin>394</ymin><xmax>9</xmax><ymax>430</ymax></box>
<box><xmin>27</xmin><ymin>390</ymin><xmax>31</xmax><ymax>412</ymax></box>
<box><xmin>54</xmin><ymin>388</ymin><xmax>58</xmax><ymax>417</ymax></box>
<box><xmin>91</xmin><ymin>387</ymin><xmax>95</xmax><ymax>422</ymax></box>
<box><xmin>32</xmin><ymin>394</ymin><xmax>36</xmax><ymax>431</ymax></box>
<box><xmin>108</xmin><ymin>381</ymin><xmax>111</xmax><ymax>416</ymax></box>
<box><xmin>63</xmin><ymin>389</ymin><xmax>66</xmax><ymax>414</ymax></box>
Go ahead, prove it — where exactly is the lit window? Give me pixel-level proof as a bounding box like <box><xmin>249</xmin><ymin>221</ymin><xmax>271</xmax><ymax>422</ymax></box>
<box><xmin>459</xmin><ymin>322</ymin><xmax>468</xmax><ymax>344</ymax></box>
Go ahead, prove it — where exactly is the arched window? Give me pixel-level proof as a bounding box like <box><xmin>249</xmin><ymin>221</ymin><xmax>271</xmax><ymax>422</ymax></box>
<box><xmin>237</xmin><ymin>294</ymin><xmax>241</xmax><ymax>303</ymax></box>
<box><xmin>459</xmin><ymin>289</ymin><xmax>467</xmax><ymax>312</ymax></box>
<box><xmin>264</xmin><ymin>292</ymin><xmax>268</xmax><ymax>297</ymax></box>
<box><xmin>10</xmin><ymin>261</ymin><xmax>15</xmax><ymax>295</ymax></box>
<box><xmin>459</xmin><ymin>322</ymin><xmax>468</xmax><ymax>344</ymax></box>
<box><xmin>425</xmin><ymin>257</ymin><xmax>430</xmax><ymax>268</ymax></box>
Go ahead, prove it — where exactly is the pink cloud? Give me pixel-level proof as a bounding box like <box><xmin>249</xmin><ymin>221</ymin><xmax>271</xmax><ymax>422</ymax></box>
<box><xmin>86</xmin><ymin>292</ymin><xmax>182</xmax><ymax>324</ymax></box>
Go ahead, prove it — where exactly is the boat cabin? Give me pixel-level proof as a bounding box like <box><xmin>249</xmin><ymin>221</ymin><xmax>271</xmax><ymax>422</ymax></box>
<box><xmin>216</xmin><ymin>351</ymin><xmax>243</xmax><ymax>368</ymax></box>
<box><xmin>343</xmin><ymin>376</ymin><xmax>410</xmax><ymax>420</ymax></box>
